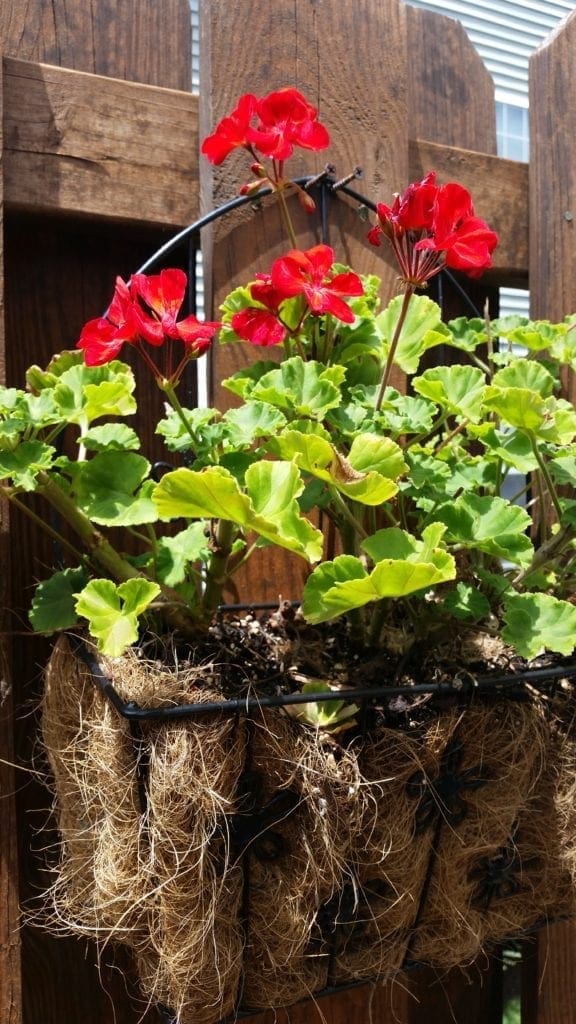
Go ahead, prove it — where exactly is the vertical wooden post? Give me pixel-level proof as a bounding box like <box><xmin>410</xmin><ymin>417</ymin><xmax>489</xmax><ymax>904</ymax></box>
<box><xmin>525</xmin><ymin>12</ymin><xmax>576</xmax><ymax>1023</ymax></box>
<box><xmin>529</xmin><ymin>8</ymin><xmax>576</xmax><ymax>322</ymax></box>
<box><xmin>0</xmin><ymin>63</ymin><xmax>22</xmax><ymax>1024</ymax></box>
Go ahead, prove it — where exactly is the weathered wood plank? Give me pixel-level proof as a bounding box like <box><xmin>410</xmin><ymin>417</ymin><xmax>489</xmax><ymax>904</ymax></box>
<box><xmin>529</xmin><ymin>8</ymin><xmax>576</xmax><ymax>319</ymax></box>
<box><xmin>3</xmin><ymin>56</ymin><xmax>199</xmax><ymax>228</ymax></box>
<box><xmin>1</xmin><ymin>56</ymin><xmax>527</xmax><ymax>285</ymax></box>
<box><xmin>0</xmin><ymin>0</ymin><xmax>192</xmax><ymax>90</ymax></box>
<box><xmin>0</xmin><ymin>62</ymin><xmax>22</xmax><ymax>1024</ymax></box>
<box><xmin>524</xmin><ymin>921</ymin><xmax>576</xmax><ymax>1024</ymax></box>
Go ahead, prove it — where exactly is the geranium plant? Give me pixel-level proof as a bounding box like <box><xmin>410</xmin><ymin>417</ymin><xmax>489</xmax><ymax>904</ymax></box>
<box><xmin>3</xmin><ymin>85</ymin><xmax>576</xmax><ymax>670</ymax></box>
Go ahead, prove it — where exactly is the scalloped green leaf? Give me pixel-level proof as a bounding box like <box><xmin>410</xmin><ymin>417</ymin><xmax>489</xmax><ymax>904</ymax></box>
<box><xmin>82</xmin><ymin>423</ymin><xmax>141</xmax><ymax>452</ymax></box>
<box><xmin>251</xmin><ymin>357</ymin><xmax>345</xmax><ymax>418</ymax></box>
<box><xmin>0</xmin><ymin>440</ymin><xmax>56</xmax><ymax>490</ymax></box>
<box><xmin>153</xmin><ymin>462</ymin><xmax>322</xmax><ymax>561</ymax></box>
<box><xmin>222</xmin><ymin>401</ymin><xmax>287</xmax><ymax>446</ymax></box>
<box><xmin>376</xmin><ymin>294</ymin><xmax>451</xmax><ymax>374</ymax></box>
<box><xmin>442</xmin><ymin>582</ymin><xmax>491</xmax><ymax>621</ymax></box>
<box><xmin>491</xmin><ymin>360</ymin><xmax>556</xmax><ymax>397</ymax></box>
<box><xmin>413</xmin><ymin>365</ymin><xmax>486</xmax><ymax>422</ymax></box>
<box><xmin>302</xmin><ymin>525</ymin><xmax>455</xmax><ymax>624</ymax></box>
<box><xmin>502</xmin><ymin>592</ymin><xmax>576</xmax><ymax>659</ymax></box>
<box><xmin>436</xmin><ymin>493</ymin><xmax>533</xmax><ymax>566</ymax></box>
<box><xmin>271</xmin><ymin>430</ymin><xmax>400</xmax><ymax>505</ymax></box>
<box><xmin>156</xmin><ymin>523</ymin><xmax>210</xmax><ymax>586</ymax></box>
<box><xmin>74</xmin><ymin>452</ymin><xmax>157</xmax><ymax>525</ymax></box>
<box><xmin>76</xmin><ymin>578</ymin><xmax>161</xmax><ymax>656</ymax></box>
<box><xmin>29</xmin><ymin>567</ymin><xmax>88</xmax><ymax>633</ymax></box>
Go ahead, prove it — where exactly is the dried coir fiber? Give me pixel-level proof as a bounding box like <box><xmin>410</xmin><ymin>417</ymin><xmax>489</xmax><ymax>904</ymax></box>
<box><xmin>41</xmin><ymin>637</ymin><xmax>576</xmax><ymax>1021</ymax></box>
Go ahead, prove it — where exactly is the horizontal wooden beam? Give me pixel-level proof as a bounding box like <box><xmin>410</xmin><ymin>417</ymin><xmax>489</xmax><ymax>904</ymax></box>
<box><xmin>2</xmin><ymin>56</ymin><xmax>199</xmax><ymax>228</ymax></box>
<box><xmin>2</xmin><ymin>57</ymin><xmax>528</xmax><ymax>286</ymax></box>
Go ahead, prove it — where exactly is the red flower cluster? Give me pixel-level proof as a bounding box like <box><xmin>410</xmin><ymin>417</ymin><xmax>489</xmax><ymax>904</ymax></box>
<box><xmin>201</xmin><ymin>88</ymin><xmax>330</xmax><ymax>167</ymax></box>
<box><xmin>77</xmin><ymin>269</ymin><xmax>220</xmax><ymax>374</ymax></box>
<box><xmin>368</xmin><ymin>171</ymin><xmax>498</xmax><ymax>285</ymax></box>
<box><xmin>231</xmin><ymin>244</ymin><xmax>364</xmax><ymax>347</ymax></box>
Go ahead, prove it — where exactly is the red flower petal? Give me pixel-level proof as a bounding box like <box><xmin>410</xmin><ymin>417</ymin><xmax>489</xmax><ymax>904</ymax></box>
<box><xmin>77</xmin><ymin>318</ymin><xmax>126</xmax><ymax>366</ymax></box>
<box><xmin>231</xmin><ymin>308</ymin><xmax>287</xmax><ymax>347</ymax></box>
<box><xmin>201</xmin><ymin>93</ymin><xmax>258</xmax><ymax>165</ymax></box>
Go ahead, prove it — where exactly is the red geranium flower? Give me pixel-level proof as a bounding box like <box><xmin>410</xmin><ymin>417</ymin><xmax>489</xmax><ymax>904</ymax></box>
<box><xmin>231</xmin><ymin>275</ymin><xmax>288</xmax><ymax>347</ymax></box>
<box><xmin>247</xmin><ymin>88</ymin><xmax>330</xmax><ymax>162</ymax></box>
<box><xmin>130</xmin><ymin>269</ymin><xmax>220</xmax><ymax>355</ymax></box>
<box><xmin>415</xmin><ymin>182</ymin><xmax>499</xmax><ymax>278</ymax></box>
<box><xmin>368</xmin><ymin>172</ymin><xmax>498</xmax><ymax>286</ymax></box>
<box><xmin>200</xmin><ymin>93</ymin><xmax>258</xmax><ymax>166</ymax></box>
<box><xmin>271</xmin><ymin>244</ymin><xmax>363</xmax><ymax>322</ymax></box>
<box><xmin>77</xmin><ymin>277</ymin><xmax>140</xmax><ymax>366</ymax></box>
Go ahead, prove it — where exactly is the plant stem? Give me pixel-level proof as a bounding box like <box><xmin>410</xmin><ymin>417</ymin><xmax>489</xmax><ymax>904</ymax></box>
<box><xmin>277</xmin><ymin>187</ymin><xmax>298</xmax><ymax>249</ymax></box>
<box><xmin>36</xmin><ymin>472</ymin><xmax>141</xmax><ymax>582</ymax></box>
<box><xmin>530</xmin><ymin>437</ymin><xmax>563</xmax><ymax>522</ymax></box>
<box><xmin>3</xmin><ymin>488</ymin><xmax>86</xmax><ymax>563</ymax></box>
<box><xmin>202</xmin><ymin>518</ymin><xmax>235</xmax><ymax>618</ymax></box>
<box><xmin>375</xmin><ymin>286</ymin><xmax>414</xmax><ymax>411</ymax></box>
<box><xmin>161</xmin><ymin>382</ymin><xmax>197</xmax><ymax>446</ymax></box>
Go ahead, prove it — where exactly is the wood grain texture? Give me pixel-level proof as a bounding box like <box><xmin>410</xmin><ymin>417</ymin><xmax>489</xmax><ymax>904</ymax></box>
<box><xmin>0</xmin><ymin>0</ymin><xmax>191</xmax><ymax>90</ymax></box>
<box><xmin>0</xmin><ymin>67</ymin><xmax>22</xmax><ymax>1024</ymax></box>
<box><xmin>407</xmin><ymin>6</ymin><xmax>496</xmax><ymax>149</ymax></box>
<box><xmin>3</xmin><ymin>57</ymin><xmax>199</xmax><ymax>228</ymax></box>
<box><xmin>1</xmin><ymin>57</ymin><xmax>526</xmax><ymax>284</ymax></box>
<box><xmin>524</xmin><ymin>922</ymin><xmax>576</xmax><ymax>1024</ymax></box>
<box><xmin>529</xmin><ymin>8</ymin><xmax>576</xmax><ymax>319</ymax></box>
<box><xmin>1</xmin><ymin>3</ymin><xmax>194</xmax><ymax>1023</ymax></box>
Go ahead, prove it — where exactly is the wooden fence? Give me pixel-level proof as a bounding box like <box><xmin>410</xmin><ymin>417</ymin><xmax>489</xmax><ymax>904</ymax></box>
<box><xmin>1</xmin><ymin>0</ymin><xmax>576</xmax><ymax>1021</ymax></box>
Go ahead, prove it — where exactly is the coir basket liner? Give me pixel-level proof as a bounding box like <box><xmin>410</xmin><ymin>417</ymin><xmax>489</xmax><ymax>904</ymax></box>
<box><xmin>41</xmin><ymin>635</ymin><xmax>576</xmax><ymax>1023</ymax></box>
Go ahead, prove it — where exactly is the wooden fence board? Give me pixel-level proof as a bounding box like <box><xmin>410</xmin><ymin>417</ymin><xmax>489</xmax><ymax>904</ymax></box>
<box><xmin>3</xmin><ymin>57</ymin><xmax>199</xmax><ymax>228</ymax></box>
<box><xmin>0</xmin><ymin>0</ymin><xmax>191</xmax><ymax>90</ymax></box>
<box><xmin>0</xmin><ymin>65</ymin><xmax>22</xmax><ymax>1024</ymax></box>
<box><xmin>529</xmin><ymin>8</ymin><xmax>576</xmax><ymax>320</ymax></box>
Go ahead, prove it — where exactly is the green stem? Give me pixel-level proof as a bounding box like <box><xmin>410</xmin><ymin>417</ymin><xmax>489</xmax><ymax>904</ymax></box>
<box><xmin>36</xmin><ymin>472</ymin><xmax>141</xmax><ymax>582</ymax></box>
<box><xmin>36</xmin><ymin>472</ymin><xmax>200</xmax><ymax>636</ymax></box>
<box><xmin>329</xmin><ymin>488</ymin><xmax>368</xmax><ymax>543</ymax></box>
<box><xmin>367</xmin><ymin>599</ymin><xmax>389</xmax><ymax>649</ymax></box>
<box><xmin>530</xmin><ymin>437</ymin><xmax>563</xmax><ymax>522</ymax></box>
<box><xmin>202</xmin><ymin>519</ymin><xmax>235</xmax><ymax>618</ymax></box>
<box><xmin>375</xmin><ymin>286</ymin><xmax>414</xmax><ymax>412</ymax></box>
<box><xmin>161</xmin><ymin>382</ymin><xmax>197</xmax><ymax>446</ymax></box>
<box><xmin>277</xmin><ymin>187</ymin><xmax>298</xmax><ymax>249</ymax></box>
<box><xmin>3</xmin><ymin>488</ymin><xmax>86</xmax><ymax>563</ymax></box>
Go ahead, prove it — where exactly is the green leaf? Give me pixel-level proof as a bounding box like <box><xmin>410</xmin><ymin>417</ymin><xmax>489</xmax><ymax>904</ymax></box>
<box><xmin>413</xmin><ymin>365</ymin><xmax>486</xmax><ymax>422</ymax></box>
<box><xmin>377</xmin><ymin>294</ymin><xmax>451</xmax><ymax>374</ymax></box>
<box><xmin>222</xmin><ymin>360</ymin><xmax>280</xmax><ymax>400</ymax></box>
<box><xmin>491</xmin><ymin>360</ymin><xmax>556</xmax><ymax>397</ymax></box>
<box><xmin>73</xmin><ymin>452</ymin><xmax>157</xmax><ymax>525</ymax></box>
<box><xmin>153</xmin><ymin>462</ymin><xmax>323</xmax><ymax>561</ymax></box>
<box><xmin>222</xmin><ymin>401</ymin><xmax>287</xmax><ymax>446</ymax></box>
<box><xmin>0</xmin><ymin>440</ymin><xmax>56</xmax><ymax>490</ymax></box>
<box><xmin>502</xmin><ymin>592</ymin><xmax>576</xmax><ymax>659</ymax></box>
<box><xmin>271</xmin><ymin>430</ymin><xmax>401</xmax><ymax>505</ymax></box>
<box><xmin>76</xmin><ymin>578</ymin><xmax>161</xmax><ymax>656</ymax></box>
<box><xmin>251</xmin><ymin>357</ymin><xmax>345</xmax><ymax>418</ymax></box>
<box><xmin>51</xmin><ymin>362</ymin><xmax>136</xmax><ymax>425</ymax></box>
<box><xmin>446</xmin><ymin>317</ymin><xmax>487</xmax><ymax>353</ymax></box>
<box><xmin>156</xmin><ymin>406</ymin><xmax>218</xmax><ymax>454</ymax></box>
<box><xmin>378</xmin><ymin>391</ymin><xmax>436</xmax><ymax>436</ymax></box>
<box><xmin>82</xmin><ymin>423</ymin><xmax>141</xmax><ymax>452</ymax></box>
<box><xmin>436</xmin><ymin>493</ymin><xmax>534</xmax><ymax>566</ymax></box>
<box><xmin>443</xmin><ymin>582</ymin><xmax>491</xmax><ymax>621</ymax></box>
<box><xmin>29</xmin><ymin>567</ymin><xmax>88</xmax><ymax>632</ymax></box>
<box><xmin>302</xmin><ymin>526</ymin><xmax>455</xmax><ymax>624</ymax></box>
<box><xmin>156</xmin><ymin>523</ymin><xmax>210</xmax><ymax>586</ymax></box>
<box><xmin>289</xmin><ymin>681</ymin><xmax>359</xmax><ymax>732</ymax></box>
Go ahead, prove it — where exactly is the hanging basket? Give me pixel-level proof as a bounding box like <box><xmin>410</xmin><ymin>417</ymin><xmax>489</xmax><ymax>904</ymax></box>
<box><xmin>41</xmin><ymin>634</ymin><xmax>576</xmax><ymax>1024</ymax></box>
